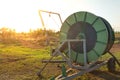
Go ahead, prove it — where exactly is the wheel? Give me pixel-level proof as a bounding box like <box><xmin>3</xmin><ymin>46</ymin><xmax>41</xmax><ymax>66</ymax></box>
<box><xmin>107</xmin><ymin>57</ymin><xmax>116</xmax><ymax>72</ymax></box>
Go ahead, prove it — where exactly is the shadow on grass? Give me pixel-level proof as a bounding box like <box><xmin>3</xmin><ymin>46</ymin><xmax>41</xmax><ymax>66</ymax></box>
<box><xmin>90</xmin><ymin>70</ymin><xmax>120</xmax><ymax>80</ymax></box>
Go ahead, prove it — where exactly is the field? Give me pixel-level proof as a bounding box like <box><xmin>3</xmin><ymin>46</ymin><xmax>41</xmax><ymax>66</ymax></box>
<box><xmin>0</xmin><ymin>44</ymin><xmax>120</xmax><ymax>80</ymax></box>
<box><xmin>0</xmin><ymin>28</ymin><xmax>120</xmax><ymax>80</ymax></box>
<box><xmin>0</xmin><ymin>42</ymin><xmax>120</xmax><ymax>80</ymax></box>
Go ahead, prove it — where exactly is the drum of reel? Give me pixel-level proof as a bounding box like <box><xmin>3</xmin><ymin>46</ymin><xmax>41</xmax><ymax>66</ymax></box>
<box><xmin>60</xmin><ymin>11</ymin><xmax>115</xmax><ymax>64</ymax></box>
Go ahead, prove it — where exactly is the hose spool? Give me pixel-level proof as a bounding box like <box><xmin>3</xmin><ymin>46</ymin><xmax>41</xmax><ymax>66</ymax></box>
<box><xmin>60</xmin><ymin>11</ymin><xmax>115</xmax><ymax>64</ymax></box>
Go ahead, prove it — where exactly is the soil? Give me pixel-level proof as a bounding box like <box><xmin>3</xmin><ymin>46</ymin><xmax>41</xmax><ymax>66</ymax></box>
<box><xmin>111</xmin><ymin>43</ymin><xmax>120</xmax><ymax>53</ymax></box>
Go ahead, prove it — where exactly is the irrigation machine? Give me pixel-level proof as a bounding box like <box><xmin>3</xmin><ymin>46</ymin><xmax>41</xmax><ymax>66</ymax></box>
<box><xmin>37</xmin><ymin>10</ymin><xmax>120</xmax><ymax>80</ymax></box>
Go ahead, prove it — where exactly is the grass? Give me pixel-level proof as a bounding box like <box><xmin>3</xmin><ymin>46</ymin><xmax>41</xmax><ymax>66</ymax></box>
<box><xmin>0</xmin><ymin>43</ymin><xmax>51</xmax><ymax>80</ymax></box>
<box><xmin>74</xmin><ymin>52</ymin><xmax>120</xmax><ymax>80</ymax></box>
<box><xmin>0</xmin><ymin>43</ymin><xmax>120</xmax><ymax>80</ymax></box>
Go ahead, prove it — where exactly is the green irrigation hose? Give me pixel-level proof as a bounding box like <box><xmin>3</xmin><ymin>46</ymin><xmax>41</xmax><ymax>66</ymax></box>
<box><xmin>60</xmin><ymin>11</ymin><xmax>115</xmax><ymax>64</ymax></box>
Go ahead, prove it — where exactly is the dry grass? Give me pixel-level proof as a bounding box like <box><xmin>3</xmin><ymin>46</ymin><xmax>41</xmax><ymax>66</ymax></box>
<box><xmin>0</xmin><ymin>30</ymin><xmax>120</xmax><ymax>80</ymax></box>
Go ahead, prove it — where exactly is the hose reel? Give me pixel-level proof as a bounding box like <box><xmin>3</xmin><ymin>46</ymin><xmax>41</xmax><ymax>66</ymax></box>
<box><xmin>60</xmin><ymin>11</ymin><xmax>115</xmax><ymax>64</ymax></box>
<box><xmin>38</xmin><ymin>11</ymin><xmax>119</xmax><ymax>80</ymax></box>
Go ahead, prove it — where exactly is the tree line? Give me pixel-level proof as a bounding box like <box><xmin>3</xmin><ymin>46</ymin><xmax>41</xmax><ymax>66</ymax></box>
<box><xmin>0</xmin><ymin>27</ymin><xmax>59</xmax><ymax>45</ymax></box>
<box><xmin>0</xmin><ymin>27</ymin><xmax>119</xmax><ymax>45</ymax></box>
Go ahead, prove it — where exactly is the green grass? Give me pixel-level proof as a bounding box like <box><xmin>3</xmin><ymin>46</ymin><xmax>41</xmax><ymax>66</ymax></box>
<box><xmin>0</xmin><ymin>43</ymin><xmax>120</xmax><ymax>80</ymax></box>
<box><xmin>0</xmin><ymin>43</ymin><xmax>51</xmax><ymax>80</ymax></box>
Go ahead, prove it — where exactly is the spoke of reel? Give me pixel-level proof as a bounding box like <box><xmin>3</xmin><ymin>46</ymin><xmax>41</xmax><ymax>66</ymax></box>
<box><xmin>92</xmin><ymin>49</ymin><xmax>100</xmax><ymax>57</ymax></box>
<box><xmin>74</xmin><ymin>13</ymin><xmax>78</xmax><ymax>23</ymax></box>
<box><xmin>97</xmin><ymin>29</ymin><xmax>106</xmax><ymax>33</ymax></box>
<box><xmin>65</xmin><ymin>20</ymin><xmax>71</xmax><ymax>27</ymax></box>
<box><xmin>75</xmin><ymin>53</ymin><xmax>79</xmax><ymax>62</ymax></box>
<box><xmin>96</xmin><ymin>40</ymin><xmax>107</xmax><ymax>45</ymax></box>
<box><xmin>84</xmin><ymin>12</ymin><xmax>87</xmax><ymax>22</ymax></box>
<box><xmin>91</xmin><ymin>17</ymin><xmax>99</xmax><ymax>25</ymax></box>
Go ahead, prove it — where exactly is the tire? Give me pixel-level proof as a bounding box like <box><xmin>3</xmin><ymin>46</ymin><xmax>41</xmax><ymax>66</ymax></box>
<box><xmin>107</xmin><ymin>57</ymin><xmax>116</xmax><ymax>72</ymax></box>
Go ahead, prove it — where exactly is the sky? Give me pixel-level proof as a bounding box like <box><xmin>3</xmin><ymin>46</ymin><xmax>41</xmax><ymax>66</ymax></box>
<box><xmin>0</xmin><ymin>0</ymin><xmax>120</xmax><ymax>32</ymax></box>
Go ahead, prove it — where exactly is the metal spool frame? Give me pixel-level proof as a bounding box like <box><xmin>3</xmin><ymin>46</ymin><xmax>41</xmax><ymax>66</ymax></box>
<box><xmin>60</xmin><ymin>11</ymin><xmax>115</xmax><ymax>64</ymax></box>
<box><xmin>38</xmin><ymin>11</ymin><xmax>120</xmax><ymax>80</ymax></box>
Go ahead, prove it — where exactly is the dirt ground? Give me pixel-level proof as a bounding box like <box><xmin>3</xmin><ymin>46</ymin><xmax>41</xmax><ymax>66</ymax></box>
<box><xmin>111</xmin><ymin>43</ymin><xmax>120</xmax><ymax>53</ymax></box>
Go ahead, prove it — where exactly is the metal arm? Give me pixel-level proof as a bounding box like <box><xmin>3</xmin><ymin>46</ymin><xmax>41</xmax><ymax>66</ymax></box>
<box><xmin>38</xmin><ymin>10</ymin><xmax>63</xmax><ymax>26</ymax></box>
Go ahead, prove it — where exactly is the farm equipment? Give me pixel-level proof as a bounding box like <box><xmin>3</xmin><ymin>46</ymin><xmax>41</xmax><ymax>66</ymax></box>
<box><xmin>38</xmin><ymin>11</ymin><xmax>120</xmax><ymax>80</ymax></box>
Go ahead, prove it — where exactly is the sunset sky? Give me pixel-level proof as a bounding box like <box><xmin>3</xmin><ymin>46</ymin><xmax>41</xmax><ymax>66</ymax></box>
<box><xmin>0</xmin><ymin>0</ymin><xmax>120</xmax><ymax>32</ymax></box>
